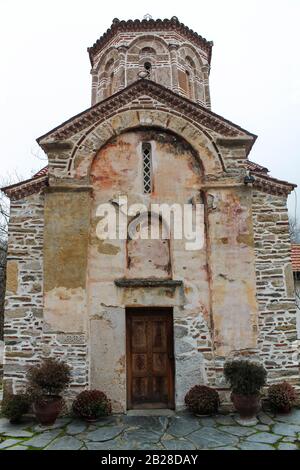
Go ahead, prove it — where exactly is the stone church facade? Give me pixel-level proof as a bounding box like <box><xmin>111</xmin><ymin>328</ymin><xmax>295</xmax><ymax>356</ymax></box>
<box><xmin>2</xmin><ymin>17</ymin><xmax>299</xmax><ymax>412</ymax></box>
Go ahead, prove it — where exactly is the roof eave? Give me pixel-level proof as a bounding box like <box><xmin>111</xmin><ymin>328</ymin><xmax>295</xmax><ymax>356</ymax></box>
<box><xmin>37</xmin><ymin>79</ymin><xmax>256</xmax><ymax>146</ymax></box>
<box><xmin>88</xmin><ymin>17</ymin><xmax>214</xmax><ymax>66</ymax></box>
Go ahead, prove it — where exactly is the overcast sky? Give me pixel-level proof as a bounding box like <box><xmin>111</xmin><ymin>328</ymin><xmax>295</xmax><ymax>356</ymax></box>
<box><xmin>0</xmin><ymin>0</ymin><xmax>299</xmax><ymax>218</ymax></box>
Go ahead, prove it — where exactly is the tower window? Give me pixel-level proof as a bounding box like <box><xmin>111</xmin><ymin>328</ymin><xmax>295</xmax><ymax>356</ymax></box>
<box><xmin>142</xmin><ymin>142</ymin><xmax>152</xmax><ymax>194</ymax></box>
<box><xmin>109</xmin><ymin>72</ymin><xmax>114</xmax><ymax>95</ymax></box>
<box><xmin>144</xmin><ymin>62</ymin><xmax>152</xmax><ymax>72</ymax></box>
<box><xmin>185</xmin><ymin>70</ymin><xmax>191</xmax><ymax>98</ymax></box>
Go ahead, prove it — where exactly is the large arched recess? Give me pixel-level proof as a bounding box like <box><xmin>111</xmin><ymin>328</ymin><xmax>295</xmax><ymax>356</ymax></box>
<box><xmin>69</xmin><ymin>108</ymin><xmax>225</xmax><ymax>180</ymax></box>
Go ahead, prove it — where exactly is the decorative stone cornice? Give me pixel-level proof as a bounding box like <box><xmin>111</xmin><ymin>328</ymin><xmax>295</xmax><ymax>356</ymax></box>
<box><xmin>44</xmin><ymin>185</ymin><xmax>93</xmax><ymax>193</ymax></box>
<box><xmin>114</xmin><ymin>278</ymin><xmax>183</xmax><ymax>288</ymax></box>
<box><xmin>37</xmin><ymin>79</ymin><xmax>257</xmax><ymax>146</ymax></box>
<box><xmin>41</xmin><ymin>141</ymin><xmax>73</xmax><ymax>151</ymax></box>
<box><xmin>88</xmin><ymin>17</ymin><xmax>213</xmax><ymax>66</ymax></box>
<box><xmin>251</xmin><ymin>172</ymin><xmax>296</xmax><ymax>196</ymax></box>
<box><xmin>1</xmin><ymin>175</ymin><xmax>48</xmax><ymax>201</ymax></box>
<box><xmin>216</xmin><ymin>137</ymin><xmax>254</xmax><ymax>148</ymax></box>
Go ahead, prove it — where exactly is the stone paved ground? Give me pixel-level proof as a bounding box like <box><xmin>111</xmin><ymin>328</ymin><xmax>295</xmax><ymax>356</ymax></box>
<box><xmin>0</xmin><ymin>409</ymin><xmax>300</xmax><ymax>450</ymax></box>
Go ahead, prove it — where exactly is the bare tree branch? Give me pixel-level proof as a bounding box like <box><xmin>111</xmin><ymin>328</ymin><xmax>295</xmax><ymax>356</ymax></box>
<box><xmin>289</xmin><ymin>215</ymin><xmax>300</xmax><ymax>243</ymax></box>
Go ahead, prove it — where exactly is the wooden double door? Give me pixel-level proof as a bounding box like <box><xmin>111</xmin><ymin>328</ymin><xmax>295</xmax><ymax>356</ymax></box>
<box><xmin>126</xmin><ymin>308</ymin><xmax>175</xmax><ymax>409</ymax></box>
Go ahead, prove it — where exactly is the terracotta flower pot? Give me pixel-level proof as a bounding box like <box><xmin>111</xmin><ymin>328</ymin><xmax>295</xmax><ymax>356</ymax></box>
<box><xmin>276</xmin><ymin>405</ymin><xmax>292</xmax><ymax>415</ymax></box>
<box><xmin>231</xmin><ymin>393</ymin><xmax>261</xmax><ymax>419</ymax></box>
<box><xmin>33</xmin><ymin>395</ymin><xmax>63</xmax><ymax>426</ymax></box>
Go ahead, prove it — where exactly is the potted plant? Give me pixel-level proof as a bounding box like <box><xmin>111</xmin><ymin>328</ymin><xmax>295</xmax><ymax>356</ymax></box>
<box><xmin>72</xmin><ymin>390</ymin><xmax>112</xmax><ymax>422</ymax></box>
<box><xmin>27</xmin><ymin>357</ymin><xmax>71</xmax><ymax>426</ymax></box>
<box><xmin>1</xmin><ymin>394</ymin><xmax>30</xmax><ymax>424</ymax></box>
<box><xmin>268</xmin><ymin>381</ymin><xmax>297</xmax><ymax>414</ymax></box>
<box><xmin>224</xmin><ymin>360</ymin><xmax>267</xmax><ymax>419</ymax></box>
<box><xmin>185</xmin><ymin>385</ymin><xmax>220</xmax><ymax>416</ymax></box>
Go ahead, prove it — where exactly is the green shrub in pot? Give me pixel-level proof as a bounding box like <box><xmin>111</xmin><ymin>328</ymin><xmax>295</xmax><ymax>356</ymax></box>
<box><xmin>224</xmin><ymin>360</ymin><xmax>267</xmax><ymax>419</ymax></box>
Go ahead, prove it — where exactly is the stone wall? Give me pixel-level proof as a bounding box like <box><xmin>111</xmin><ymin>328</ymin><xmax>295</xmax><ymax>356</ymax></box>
<box><xmin>3</xmin><ymin>191</ymin><xmax>89</xmax><ymax>398</ymax></box>
<box><xmin>0</xmin><ymin>244</ymin><xmax>6</xmax><ymax>341</ymax></box>
<box><xmin>3</xmin><ymin>192</ymin><xmax>44</xmax><ymax>394</ymax></box>
<box><xmin>252</xmin><ymin>189</ymin><xmax>299</xmax><ymax>388</ymax></box>
<box><xmin>295</xmin><ymin>277</ymin><xmax>300</xmax><ymax>338</ymax></box>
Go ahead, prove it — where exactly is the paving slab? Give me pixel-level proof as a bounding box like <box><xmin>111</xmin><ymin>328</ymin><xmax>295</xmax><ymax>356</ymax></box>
<box><xmin>257</xmin><ymin>412</ymin><xmax>275</xmax><ymax>426</ymax></box>
<box><xmin>162</xmin><ymin>439</ymin><xmax>196</xmax><ymax>450</ymax></box>
<box><xmin>66</xmin><ymin>420</ymin><xmax>88</xmax><ymax>435</ymax></box>
<box><xmin>197</xmin><ymin>417</ymin><xmax>216</xmax><ymax>427</ymax></box>
<box><xmin>220</xmin><ymin>426</ymin><xmax>256</xmax><ymax>437</ymax></box>
<box><xmin>137</xmin><ymin>442</ymin><xmax>164</xmax><ymax>450</ymax></box>
<box><xmin>277</xmin><ymin>442</ymin><xmax>299</xmax><ymax>450</ymax></box>
<box><xmin>94</xmin><ymin>416</ymin><xmax>121</xmax><ymax>427</ymax></box>
<box><xmin>6</xmin><ymin>445</ymin><xmax>28</xmax><ymax>450</ymax></box>
<box><xmin>282</xmin><ymin>436</ymin><xmax>298</xmax><ymax>442</ymax></box>
<box><xmin>25</xmin><ymin>430</ymin><xmax>62</xmax><ymax>449</ymax></box>
<box><xmin>275</xmin><ymin>409</ymin><xmax>300</xmax><ymax>425</ymax></box>
<box><xmin>215</xmin><ymin>415</ymin><xmax>236</xmax><ymax>426</ymax></box>
<box><xmin>0</xmin><ymin>439</ymin><xmax>21</xmax><ymax>449</ymax></box>
<box><xmin>122</xmin><ymin>416</ymin><xmax>168</xmax><ymax>433</ymax></box>
<box><xmin>85</xmin><ymin>440</ymin><xmax>126</xmax><ymax>450</ymax></box>
<box><xmin>188</xmin><ymin>428</ymin><xmax>239</xmax><ymax>449</ymax></box>
<box><xmin>239</xmin><ymin>441</ymin><xmax>275</xmax><ymax>450</ymax></box>
<box><xmin>215</xmin><ymin>446</ymin><xmax>239</xmax><ymax>450</ymax></box>
<box><xmin>33</xmin><ymin>417</ymin><xmax>71</xmax><ymax>432</ymax></box>
<box><xmin>0</xmin><ymin>409</ymin><xmax>299</xmax><ymax>451</ymax></box>
<box><xmin>123</xmin><ymin>429</ymin><xmax>162</xmax><ymax>445</ymax></box>
<box><xmin>86</xmin><ymin>426</ymin><xmax>125</xmax><ymax>442</ymax></box>
<box><xmin>272</xmin><ymin>423</ymin><xmax>300</xmax><ymax>437</ymax></box>
<box><xmin>46</xmin><ymin>435</ymin><xmax>83</xmax><ymax>450</ymax></box>
<box><xmin>246</xmin><ymin>432</ymin><xmax>280</xmax><ymax>444</ymax></box>
<box><xmin>1</xmin><ymin>429</ymin><xmax>33</xmax><ymax>438</ymax></box>
<box><xmin>255</xmin><ymin>424</ymin><xmax>270</xmax><ymax>432</ymax></box>
<box><xmin>167</xmin><ymin>416</ymin><xmax>201</xmax><ymax>437</ymax></box>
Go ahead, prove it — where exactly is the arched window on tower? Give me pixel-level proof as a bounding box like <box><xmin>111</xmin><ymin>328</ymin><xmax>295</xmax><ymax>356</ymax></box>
<box><xmin>185</xmin><ymin>56</ymin><xmax>196</xmax><ymax>100</ymax></box>
<box><xmin>109</xmin><ymin>71</ymin><xmax>114</xmax><ymax>96</ymax></box>
<box><xmin>139</xmin><ymin>47</ymin><xmax>156</xmax><ymax>80</ymax></box>
<box><xmin>185</xmin><ymin>70</ymin><xmax>192</xmax><ymax>99</ymax></box>
<box><xmin>105</xmin><ymin>58</ymin><xmax>115</xmax><ymax>97</ymax></box>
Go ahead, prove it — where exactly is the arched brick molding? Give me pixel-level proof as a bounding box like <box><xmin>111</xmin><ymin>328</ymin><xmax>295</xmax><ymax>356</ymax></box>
<box><xmin>94</xmin><ymin>47</ymin><xmax>121</xmax><ymax>101</ymax></box>
<box><xmin>68</xmin><ymin>108</ymin><xmax>225</xmax><ymax>180</ymax></box>
<box><xmin>177</xmin><ymin>44</ymin><xmax>206</xmax><ymax>104</ymax></box>
<box><xmin>126</xmin><ymin>34</ymin><xmax>170</xmax><ymax>54</ymax></box>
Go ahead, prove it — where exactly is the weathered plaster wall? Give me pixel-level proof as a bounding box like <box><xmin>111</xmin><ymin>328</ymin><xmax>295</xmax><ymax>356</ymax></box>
<box><xmin>43</xmin><ymin>189</ymin><xmax>91</xmax><ymax>333</ymax></box>
<box><xmin>252</xmin><ymin>190</ymin><xmax>299</xmax><ymax>387</ymax></box>
<box><xmin>208</xmin><ymin>187</ymin><xmax>258</xmax><ymax>356</ymax></box>
<box><xmin>87</xmin><ymin>129</ymin><xmax>213</xmax><ymax>411</ymax></box>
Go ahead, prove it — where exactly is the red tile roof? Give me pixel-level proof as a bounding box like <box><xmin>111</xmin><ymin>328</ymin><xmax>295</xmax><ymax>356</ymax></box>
<box><xmin>1</xmin><ymin>167</ymin><xmax>48</xmax><ymax>200</ymax></box>
<box><xmin>32</xmin><ymin>166</ymin><xmax>48</xmax><ymax>177</ymax></box>
<box><xmin>291</xmin><ymin>244</ymin><xmax>300</xmax><ymax>272</ymax></box>
<box><xmin>246</xmin><ymin>160</ymin><xmax>269</xmax><ymax>174</ymax></box>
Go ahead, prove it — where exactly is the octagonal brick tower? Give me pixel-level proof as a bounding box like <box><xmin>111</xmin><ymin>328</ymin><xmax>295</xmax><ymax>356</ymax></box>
<box><xmin>88</xmin><ymin>17</ymin><xmax>213</xmax><ymax>107</ymax></box>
